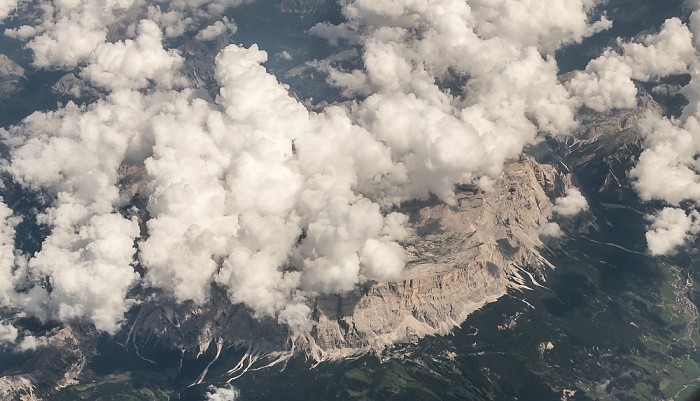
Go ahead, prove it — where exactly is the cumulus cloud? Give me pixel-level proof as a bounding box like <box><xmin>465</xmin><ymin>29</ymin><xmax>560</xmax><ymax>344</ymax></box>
<box><xmin>277</xmin><ymin>50</ymin><xmax>292</xmax><ymax>60</ymax></box>
<box><xmin>4</xmin><ymin>42</ymin><xmax>407</xmax><ymax>331</ymax></box>
<box><xmin>645</xmin><ymin>208</ymin><xmax>700</xmax><ymax>255</ymax></box>
<box><xmin>82</xmin><ymin>19</ymin><xmax>185</xmax><ymax>90</ymax></box>
<box><xmin>652</xmin><ymin>84</ymin><xmax>683</xmax><ymax>97</ymax></box>
<box><xmin>18</xmin><ymin>334</ymin><xmax>48</xmax><ymax>351</ymax></box>
<box><xmin>195</xmin><ymin>17</ymin><xmax>236</xmax><ymax>41</ymax></box>
<box><xmin>0</xmin><ymin>0</ymin><xmax>21</xmax><ymax>21</ymax></box>
<box><xmin>3</xmin><ymin>93</ymin><xmax>146</xmax><ymax>333</ymax></box>
<box><xmin>0</xmin><ymin>199</ymin><xmax>20</xmax><ymax>306</ymax></box>
<box><xmin>622</xmin><ymin>5</ymin><xmax>700</xmax><ymax>254</ymax></box>
<box><xmin>147</xmin><ymin>0</ymin><xmax>251</xmax><ymax>38</ymax></box>
<box><xmin>540</xmin><ymin>188</ymin><xmax>587</xmax><ymax>239</ymax></box>
<box><xmin>539</xmin><ymin>222</ymin><xmax>564</xmax><ymax>238</ymax></box>
<box><xmin>309</xmin><ymin>22</ymin><xmax>362</xmax><ymax>47</ymax></box>
<box><xmin>324</xmin><ymin>0</ymin><xmax>606</xmax><ymax>205</ymax></box>
<box><xmin>206</xmin><ymin>385</ymin><xmax>239</xmax><ymax>401</ymax></box>
<box><xmin>467</xmin><ymin>0</ymin><xmax>611</xmax><ymax>54</ymax></box>
<box><xmin>0</xmin><ymin>198</ymin><xmax>47</xmax><ymax>319</ymax></box>
<box><xmin>15</xmin><ymin>0</ymin><xmax>252</xmax><ymax>68</ymax></box>
<box><xmin>567</xmin><ymin>17</ymin><xmax>695</xmax><ymax>111</ymax></box>
<box><xmin>0</xmin><ymin>0</ymin><xmax>617</xmax><ymax>333</ymax></box>
<box><xmin>630</xmin><ymin>112</ymin><xmax>700</xmax><ymax>204</ymax></box>
<box><xmin>0</xmin><ymin>322</ymin><xmax>18</xmax><ymax>345</ymax></box>
<box><xmin>553</xmin><ymin>188</ymin><xmax>589</xmax><ymax>216</ymax></box>
<box><xmin>26</xmin><ymin>0</ymin><xmax>140</xmax><ymax>68</ymax></box>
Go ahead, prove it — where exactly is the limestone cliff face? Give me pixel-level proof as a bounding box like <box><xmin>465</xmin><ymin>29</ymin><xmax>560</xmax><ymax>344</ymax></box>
<box><xmin>300</xmin><ymin>156</ymin><xmax>572</xmax><ymax>357</ymax></box>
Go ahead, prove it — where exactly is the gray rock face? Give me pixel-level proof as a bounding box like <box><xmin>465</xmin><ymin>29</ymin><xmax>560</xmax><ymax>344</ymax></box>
<box><xmin>0</xmin><ymin>55</ymin><xmax>24</xmax><ymax>78</ymax></box>
<box><xmin>179</xmin><ymin>37</ymin><xmax>233</xmax><ymax>93</ymax></box>
<box><xmin>0</xmin><ymin>54</ymin><xmax>24</xmax><ymax>97</ymax></box>
<box><xmin>51</xmin><ymin>73</ymin><xmax>103</xmax><ymax>101</ymax></box>
<box><xmin>0</xmin><ymin>376</ymin><xmax>37</xmax><ymax>401</ymax></box>
<box><xmin>128</xmin><ymin>290</ymin><xmax>291</xmax><ymax>357</ymax></box>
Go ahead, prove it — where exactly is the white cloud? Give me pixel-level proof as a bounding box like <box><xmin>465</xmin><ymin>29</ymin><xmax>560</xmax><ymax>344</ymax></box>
<box><xmin>645</xmin><ymin>208</ymin><xmax>700</xmax><ymax>256</ymax></box>
<box><xmin>0</xmin><ymin>0</ymin><xmax>628</xmax><ymax>333</ymax></box>
<box><xmin>467</xmin><ymin>0</ymin><xmax>611</xmax><ymax>54</ymax></box>
<box><xmin>206</xmin><ymin>385</ymin><xmax>239</xmax><ymax>401</ymax></box>
<box><xmin>4</xmin><ymin>24</ymin><xmax>37</xmax><ymax>40</ymax></box>
<box><xmin>567</xmin><ymin>17</ymin><xmax>695</xmax><ymax>111</ymax></box>
<box><xmin>322</xmin><ymin>0</ymin><xmax>602</xmax><ymax>206</ymax></box>
<box><xmin>309</xmin><ymin>22</ymin><xmax>361</xmax><ymax>47</ymax></box>
<box><xmin>0</xmin><ymin>0</ymin><xmax>21</xmax><ymax>21</ymax></box>
<box><xmin>553</xmin><ymin>188</ymin><xmax>589</xmax><ymax>216</ymax></box>
<box><xmin>277</xmin><ymin>50</ymin><xmax>292</xmax><ymax>60</ymax></box>
<box><xmin>360</xmin><ymin>239</ymin><xmax>405</xmax><ymax>280</ymax></box>
<box><xmin>630</xmin><ymin>112</ymin><xmax>700</xmax><ymax>204</ymax></box>
<box><xmin>624</xmin><ymin>5</ymin><xmax>700</xmax><ymax>254</ymax></box>
<box><xmin>539</xmin><ymin>222</ymin><xmax>564</xmax><ymax>238</ymax></box>
<box><xmin>18</xmin><ymin>334</ymin><xmax>48</xmax><ymax>351</ymax></box>
<box><xmin>28</xmin><ymin>212</ymin><xmax>140</xmax><ymax>333</ymax></box>
<box><xmin>195</xmin><ymin>17</ymin><xmax>236</xmax><ymax>41</ymax></box>
<box><xmin>17</xmin><ymin>0</ymin><xmax>253</xmax><ymax>68</ymax></box>
<box><xmin>566</xmin><ymin>52</ymin><xmax>639</xmax><ymax>111</ymax></box>
<box><xmin>2</xmin><ymin>41</ymin><xmax>409</xmax><ymax>331</ymax></box>
<box><xmin>147</xmin><ymin>0</ymin><xmax>251</xmax><ymax>38</ymax></box>
<box><xmin>621</xmin><ymin>18</ymin><xmax>695</xmax><ymax>80</ymax></box>
<box><xmin>539</xmin><ymin>188</ymin><xmax>587</xmax><ymax>240</ymax></box>
<box><xmin>0</xmin><ymin>199</ymin><xmax>20</xmax><ymax>307</ymax></box>
<box><xmin>26</xmin><ymin>0</ymin><xmax>140</xmax><ymax>68</ymax></box>
<box><xmin>82</xmin><ymin>19</ymin><xmax>185</xmax><ymax>90</ymax></box>
<box><xmin>0</xmin><ymin>322</ymin><xmax>18</xmax><ymax>345</ymax></box>
<box><xmin>4</xmin><ymin>92</ymin><xmax>150</xmax><ymax>333</ymax></box>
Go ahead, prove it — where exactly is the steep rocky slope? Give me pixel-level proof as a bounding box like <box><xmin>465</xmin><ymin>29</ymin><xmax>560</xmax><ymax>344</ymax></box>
<box><xmin>0</xmin><ymin>55</ymin><xmax>24</xmax><ymax>97</ymax></box>
<box><xmin>301</xmin><ymin>156</ymin><xmax>573</xmax><ymax>358</ymax></box>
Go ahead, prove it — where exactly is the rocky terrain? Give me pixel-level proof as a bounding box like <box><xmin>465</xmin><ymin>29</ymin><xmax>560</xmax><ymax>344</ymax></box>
<box><xmin>0</xmin><ymin>55</ymin><xmax>24</xmax><ymax>97</ymax></box>
<box><xmin>50</xmin><ymin>73</ymin><xmax>103</xmax><ymax>102</ymax></box>
<box><xmin>302</xmin><ymin>155</ymin><xmax>574</xmax><ymax>358</ymax></box>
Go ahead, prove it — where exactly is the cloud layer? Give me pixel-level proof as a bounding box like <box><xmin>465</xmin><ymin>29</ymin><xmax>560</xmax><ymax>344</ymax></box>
<box><xmin>0</xmin><ymin>0</ymin><xmax>651</xmax><ymax>335</ymax></box>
